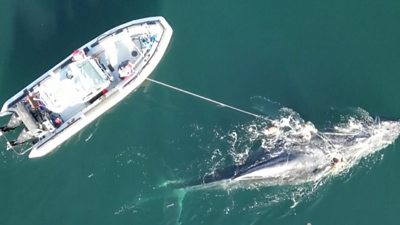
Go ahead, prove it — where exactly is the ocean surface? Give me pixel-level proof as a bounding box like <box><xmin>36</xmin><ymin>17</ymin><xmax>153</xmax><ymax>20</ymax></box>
<box><xmin>1</xmin><ymin>1</ymin><xmax>400</xmax><ymax>225</ymax></box>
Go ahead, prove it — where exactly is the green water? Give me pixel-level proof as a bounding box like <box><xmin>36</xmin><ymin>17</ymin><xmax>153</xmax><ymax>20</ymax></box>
<box><xmin>1</xmin><ymin>0</ymin><xmax>400</xmax><ymax>224</ymax></box>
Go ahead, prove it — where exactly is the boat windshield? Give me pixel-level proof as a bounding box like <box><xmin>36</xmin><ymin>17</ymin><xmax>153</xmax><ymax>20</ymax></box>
<box><xmin>75</xmin><ymin>59</ymin><xmax>108</xmax><ymax>86</ymax></box>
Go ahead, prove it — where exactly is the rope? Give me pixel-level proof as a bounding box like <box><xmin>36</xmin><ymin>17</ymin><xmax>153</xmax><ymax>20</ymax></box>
<box><xmin>146</xmin><ymin>78</ymin><xmax>263</xmax><ymax>119</ymax></box>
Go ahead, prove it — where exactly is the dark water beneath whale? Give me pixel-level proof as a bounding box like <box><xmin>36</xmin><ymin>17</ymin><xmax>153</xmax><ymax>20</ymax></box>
<box><xmin>1</xmin><ymin>0</ymin><xmax>400</xmax><ymax>225</ymax></box>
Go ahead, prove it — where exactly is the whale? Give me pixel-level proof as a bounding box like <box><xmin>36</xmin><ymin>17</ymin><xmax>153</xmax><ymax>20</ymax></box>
<box><xmin>126</xmin><ymin>116</ymin><xmax>400</xmax><ymax>223</ymax></box>
<box><xmin>198</xmin><ymin>148</ymin><xmax>336</xmax><ymax>187</ymax></box>
<box><xmin>189</xmin><ymin>118</ymin><xmax>400</xmax><ymax>188</ymax></box>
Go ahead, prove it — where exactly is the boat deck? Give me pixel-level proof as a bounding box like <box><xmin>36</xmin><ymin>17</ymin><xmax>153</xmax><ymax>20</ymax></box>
<box><xmin>28</xmin><ymin>21</ymin><xmax>165</xmax><ymax>124</ymax></box>
<box><xmin>90</xmin><ymin>22</ymin><xmax>162</xmax><ymax>82</ymax></box>
<box><xmin>37</xmin><ymin>59</ymin><xmax>110</xmax><ymax>120</ymax></box>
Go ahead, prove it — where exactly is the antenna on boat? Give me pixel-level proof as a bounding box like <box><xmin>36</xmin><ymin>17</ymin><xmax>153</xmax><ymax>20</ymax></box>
<box><xmin>146</xmin><ymin>78</ymin><xmax>265</xmax><ymax>119</ymax></box>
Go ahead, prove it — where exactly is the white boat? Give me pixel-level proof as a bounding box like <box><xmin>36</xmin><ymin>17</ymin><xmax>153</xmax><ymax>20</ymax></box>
<box><xmin>0</xmin><ymin>17</ymin><xmax>173</xmax><ymax>158</ymax></box>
